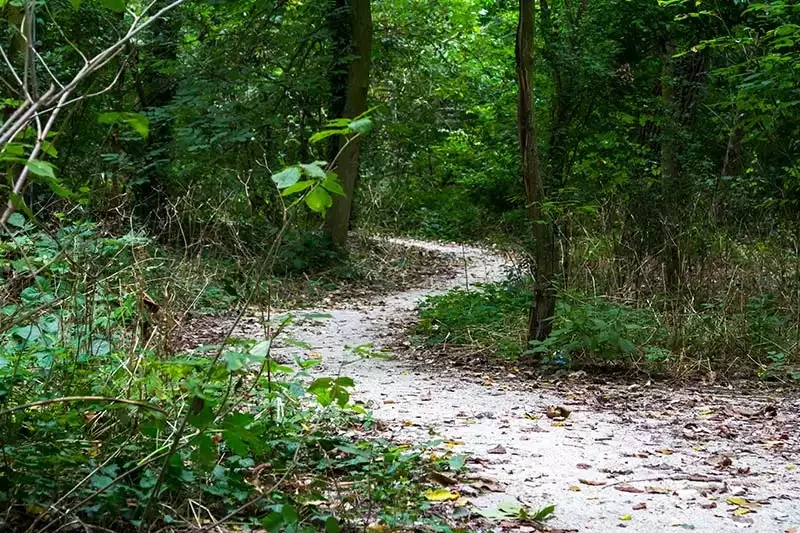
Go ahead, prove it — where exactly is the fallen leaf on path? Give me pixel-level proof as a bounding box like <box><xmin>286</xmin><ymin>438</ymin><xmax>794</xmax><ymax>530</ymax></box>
<box><xmin>615</xmin><ymin>484</ymin><xmax>645</xmax><ymax>493</ymax></box>
<box><xmin>487</xmin><ymin>444</ymin><xmax>507</xmax><ymax>454</ymax></box>
<box><xmin>632</xmin><ymin>502</ymin><xmax>647</xmax><ymax>510</ymax></box>
<box><xmin>579</xmin><ymin>479</ymin><xmax>607</xmax><ymax>486</ymax></box>
<box><xmin>546</xmin><ymin>405</ymin><xmax>571</xmax><ymax>419</ymax></box>
<box><xmin>576</xmin><ymin>463</ymin><xmax>592</xmax><ymax>470</ymax></box>
<box><xmin>424</xmin><ymin>488</ymin><xmax>459</xmax><ymax>502</ymax></box>
<box><xmin>429</xmin><ymin>472</ymin><xmax>458</xmax><ymax>486</ymax></box>
<box><xmin>646</xmin><ymin>486</ymin><xmax>672</xmax><ymax>494</ymax></box>
<box><xmin>727</xmin><ymin>496</ymin><xmax>759</xmax><ymax>508</ymax></box>
<box><xmin>705</xmin><ymin>454</ymin><xmax>733</xmax><ymax>468</ymax></box>
<box><xmin>733</xmin><ymin>508</ymin><xmax>752</xmax><ymax>516</ymax></box>
<box><xmin>669</xmin><ymin>523</ymin><xmax>696</xmax><ymax>530</ymax></box>
<box><xmin>619</xmin><ymin>514</ymin><xmax>632</xmax><ymax>521</ymax></box>
<box><xmin>568</xmin><ymin>485</ymin><xmax>581</xmax><ymax>492</ymax></box>
<box><xmin>656</xmin><ymin>448</ymin><xmax>674</xmax><ymax>455</ymax></box>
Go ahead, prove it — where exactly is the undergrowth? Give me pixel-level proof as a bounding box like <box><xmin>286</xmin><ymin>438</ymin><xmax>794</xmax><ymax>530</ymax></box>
<box><xmin>0</xmin><ymin>219</ymin><xmax>466</xmax><ymax>531</ymax></box>
<box><xmin>414</xmin><ymin>276</ymin><xmax>799</xmax><ymax>381</ymax></box>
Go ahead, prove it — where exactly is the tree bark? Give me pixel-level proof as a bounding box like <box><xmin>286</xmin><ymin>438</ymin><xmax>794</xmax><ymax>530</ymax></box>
<box><xmin>517</xmin><ymin>0</ymin><xmax>557</xmax><ymax>343</ymax></box>
<box><xmin>324</xmin><ymin>0</ymin><xmax>372</xmax><ymax>248</ymax></box>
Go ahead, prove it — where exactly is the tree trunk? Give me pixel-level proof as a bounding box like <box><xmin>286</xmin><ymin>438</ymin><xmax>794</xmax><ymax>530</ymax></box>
<box><xmin>516</xmin><ymin>0</ymin><xmax>556</xmax><ymax>343</ymax></box>
<box><xmin>661</xmin><ymin>42</ymin><xmax>682</xmax><ymax>290</ymax></box>
<box><xmin>660</xmin><ymin>42</ymin><xmax>706</xmax><ymax>289</ymax></box>
<box><xmin>324</xmin><ymin>0</ymin><xmax>372</xmax><ymax>248</ymax></box>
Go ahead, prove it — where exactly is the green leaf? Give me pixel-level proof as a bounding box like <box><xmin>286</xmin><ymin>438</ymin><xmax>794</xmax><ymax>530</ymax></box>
<box><xmin>224</xmin><ymin>351</ymin><xmax>248</xmax><ymax>371</ymax></box>
<box><xmin>99</xmin><ymin>0</ymin><xmax>126</xmax><ymax>12</ymax></box>
<box><xmin>41</xmin><ymin>141</ymin><xmax>58</xmax><ymax>157</ymax></box>
<box><xmin>70</xmin><ymin>0</ymin><xmax>81</xmax><ymax>9</ymax></box>
<box><xmin>300</xmin><ymin>162</ymin><xmax>327</xmax><ymax>179</ymax></box>
<box><xmin>281</xmin><ymin>504</ymin><xmax>298</xmax><ymax>524</ymax></box>
<box><xmin>0</xmin><ymin>143</ymin><xmax>24</xmax><ymax>158</ymax></box>
<box><xmin>7</xmin><ymin>213</ymin><xmax>25</xmax><ymax>228</ymax></box>
<box><xmin>533</xmin><ymin>505</ymin><xmax>555</xmax><ymax>521</ymax></box>
<box><xmin>280</xmin><ymin>180</ymin><xmax>314</xmax><ymax>196</ymax></box>
<box><xmin>98</xmin><ymin>112</ymin><xmax>149</xmax><ymax>138</ymax></box>
<box><xmin>271</xmin><ymin>167</ymin><xmax>301</xmax><ymax>189</ymax></box>
<box><xmin>347</xmin><ymin>117</ymin><xmax>373</xmax><ymax>135</ymax></box>
<box><xmin>321</xmin><ymin>173</ymin><xmax>345</xmax><ymax>196</ymax></box>
<box><xmin>26</xmin><ymin>160</ymin><xmax>56</xmax><ymax>179</ymax></box>
<box><xmin>304</xmin><ymin>187</ymin><xmax>333</xmax><ymax>213</ymax></box>
<box><xmin>249</xmin><ymin>340</ymin><xmax>272</xmax><ymax>358</ymax></box>
<box><xmin>325</xmin><ymin>516</ymin><xmax>340</xmax><ymax>533</ymax></box>
<box><xmin>309</xmin><ymin>128</ymin><xmax>350</xmax><ymax>144</ymax></box>
<box><xmin>448</xmin><ymin>454</ymin><xmax>466</xmax><ymax>471</ymax></box>
<box><xmin>45</xmin><ymin>178</ymin><xmax>72</xmax><ymax>198</ymax></box>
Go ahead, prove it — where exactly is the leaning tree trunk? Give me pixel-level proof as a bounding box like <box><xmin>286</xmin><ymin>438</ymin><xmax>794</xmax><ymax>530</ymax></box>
<box><xmin>516</xmin><ymin>0</ymin><xmax>557</xmax><ymax>343</ymax></box>
<box><xmin>323</xmin><ymin>0</ymin><xmax>372</xmax><ymax>248</ymax></box>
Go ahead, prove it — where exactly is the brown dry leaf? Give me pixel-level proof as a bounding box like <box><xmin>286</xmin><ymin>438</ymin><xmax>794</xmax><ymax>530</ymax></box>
<box><xmin>615</xmin><ymin>484</ymin><xmax>645</xmax><ymax>494</ymax></box>
<box><xmin>429</xmin><ymin>472</ymin><xmax>458</xmax><ymax>486</ymax></box>
<box><xmin>632</xmin><ymin>502</ymin><xmax>647</xmax><ymax>511</ymax></box>
<box><xmin>546</xmin><ymin>405</ymin><xmax>572</xmax><ymax>419</ymax></box>
<box><xmin>579</xmin><ymin>479</ymin><xmax>607</xmax><ymax>486</ymax></box>
<box><xmin>656</xmin><ymin>448</ymin><xmax>674</xmax><ymax>455</ymax></box>
<box><xmin>568</xmin><ymin>485</ymin><xmax>581</xmax><ymax>492</ymax></box>
<box><xmin>576</xmin><ymin>463</ymin><xmax>592</xmax><ymax>470</ymax></box>
<box><xmin>645</xmin><ymin>486</ymin><xmax>672</xmax><ymax>494</ymax></box>
<box><xmin>487</xmin><ymin>444</ymin><xmax>507</xmax><ymax>455</ymax></box>
<box><xmin>700</xmin><ymin>501</ymin><xmax>718</xmax><ymax>509</ymax></box>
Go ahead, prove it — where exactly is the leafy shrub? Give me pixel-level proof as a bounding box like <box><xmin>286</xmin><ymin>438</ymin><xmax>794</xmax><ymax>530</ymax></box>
<box><xmin>0</xmin><ymin>222</ymin><xmax>461</xmax><ymax>531</ymax></box>
<box><xmin>416</xmin><ymin>282</ymin><xmax>530</xmax><ymax>358</ymax></box>
<box><xmin>528</xmin><ymin>292</ymin><xmax>666</xmax><ymax>367</ymax></box>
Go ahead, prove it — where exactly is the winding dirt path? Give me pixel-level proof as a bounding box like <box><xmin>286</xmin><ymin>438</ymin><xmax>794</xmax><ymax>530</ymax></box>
<box><xmin>238</xmin><ymin>237</ymin><xmax>800</xmax><ymax>532</ymax></box>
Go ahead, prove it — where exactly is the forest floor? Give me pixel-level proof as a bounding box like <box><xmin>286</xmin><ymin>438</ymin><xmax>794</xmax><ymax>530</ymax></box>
<box><xmin>236</xmin><ymin>238</ymin><xmax>800</xmax><ymax>532</ymax></box>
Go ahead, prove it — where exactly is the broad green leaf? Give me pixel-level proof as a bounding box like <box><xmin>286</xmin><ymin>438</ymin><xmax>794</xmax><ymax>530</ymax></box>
<box><xmin>321</xmin><ymin>173</ymin><xmax>345</xmax><ymax>196</ymax></box>
<box><xmin>347</xmin><ymin>117</ymin><xmax>373</xmax><ymax>135</ymax></box>
<box><xmin>280</xmin><ymin>180</ymin><xmax>314</xmax><ymax>196</ymax></box>
<box><xmin>26</xmin><ymin>160</ymin><xmax>56</xmax><ymax>179</ymax></box>
<box><xmin>0</xmin><ymin>143</ymin><xmax>24</xmax><ymax>157</ymax></box>
<box><xmin>300</xmin><ymin>162</ymin><xmax>327</xmax><ymax>179</ymax></box>
<box><xmin>325</xmin><ymin>516</ymin><xmax>340</xmax><ymax>533</ymax></box>
<box><xmin>304</xmin><ymin>187</ymin><xmax>332</xmax><ymax>213</ymax></box>
<box><xmin>98</xmin><ymin>112</ymin><xmax>149</xmax><ymax>138</ymax></box>
<box><xmin>249</xmin><ymin>340</ymin><xmax>272</xmax><ymax>358</ymax></box>
<box><xmin>71</xmin><ymin>0</ymin><xmax>81</xmax><ymax>9</ymax></box>
<box><xmin>448</xmin><ymin>454</ymin><xmax>466</xmax><ymax>471</ymax></box>
<box><xmin>7</xmin><ymin>213</ymin><xmax>25</xmax><ymax>228</ymax></box>
<box><xmin>271</xmin><ymin>167</ymin><xmax>301</xmax><ymax>189</ymax></box>
<box><xmin>99</xmin><ymin>0</ymin><xmax>126</xmax><ymax>12</ymax></box>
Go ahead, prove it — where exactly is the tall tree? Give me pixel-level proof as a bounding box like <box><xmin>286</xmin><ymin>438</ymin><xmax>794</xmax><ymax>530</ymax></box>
<box><xmin>323</xmin><ymin>0</ymin><xmax>373</xmax><ymax>248</ymax></box>
<box><xmin>516</xmin><ymin>0</ymin><xmax>557</xmax><ymax>342</ymax></box>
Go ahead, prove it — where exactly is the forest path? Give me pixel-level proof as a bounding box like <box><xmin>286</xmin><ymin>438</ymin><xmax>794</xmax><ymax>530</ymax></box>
<box><xmin>236</xmin><ymin>237</ymin><xmax>800</xmax><ymax>532</ymax></box>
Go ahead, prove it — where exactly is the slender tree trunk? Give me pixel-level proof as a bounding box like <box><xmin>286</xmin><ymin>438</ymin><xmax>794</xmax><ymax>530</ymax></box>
<box><xmin>517</xmin><ymin>0</ymin><xmax>556</xmax><ymax>343</ymax></box>
<box><xmin>661</xmin><ymin>42</ymin><xmax>682</xmax><ymax>290</ymax></box>
<box><xmin>324</xmin><ymin>0</ymin><xmax>372</xmax><ymax>248</ymax></box>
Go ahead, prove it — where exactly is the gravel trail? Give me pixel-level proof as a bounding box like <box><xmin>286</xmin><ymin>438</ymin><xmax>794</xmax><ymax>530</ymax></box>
<box><xmin>237</xmin><ymin>237</ymin><xmax>800</xmax><ymax>532</ymax></box>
